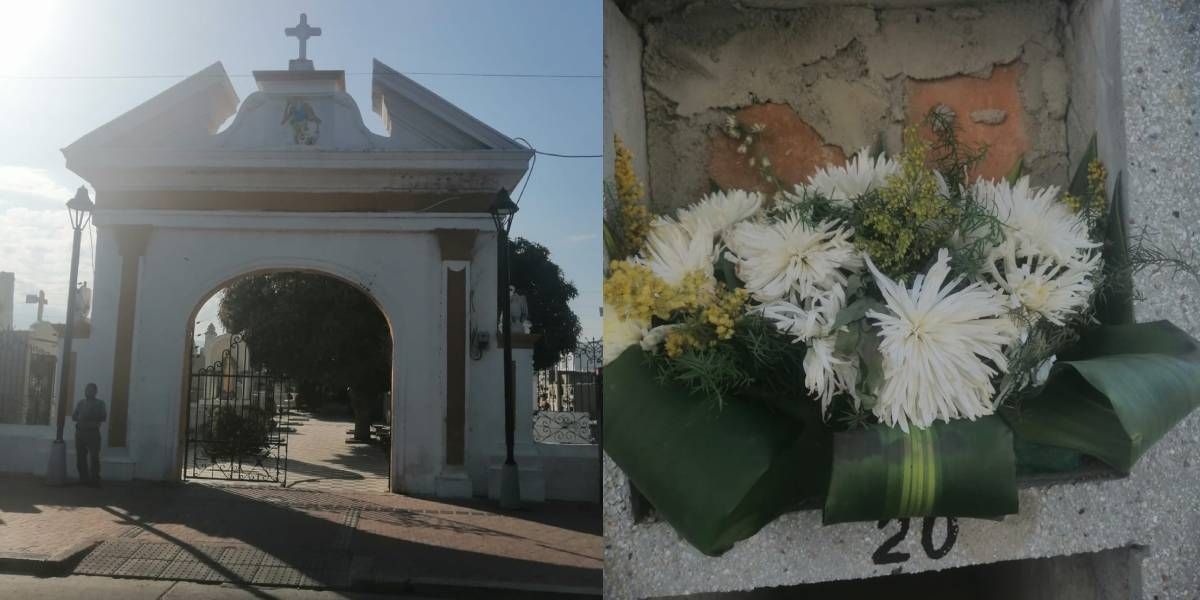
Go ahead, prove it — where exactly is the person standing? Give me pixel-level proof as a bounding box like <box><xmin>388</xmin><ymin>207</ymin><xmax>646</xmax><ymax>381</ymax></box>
<box><xmin>72</xmin><ymin>383</ymin><xmax>106</xmax><ymax>487</ymax></box>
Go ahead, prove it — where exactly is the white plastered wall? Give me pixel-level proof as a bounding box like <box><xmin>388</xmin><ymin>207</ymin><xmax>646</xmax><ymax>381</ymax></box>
<box><xmin>61</xmin><ymin>210</ymin><xmax>502</xmax><ymax>496</ymax></box>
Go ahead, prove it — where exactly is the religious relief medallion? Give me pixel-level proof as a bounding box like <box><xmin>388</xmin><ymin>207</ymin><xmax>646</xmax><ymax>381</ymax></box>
<box><xmin>281</xmin><ymin>98</ymin><xmax>321</xmax><ymax>145</ymax></box>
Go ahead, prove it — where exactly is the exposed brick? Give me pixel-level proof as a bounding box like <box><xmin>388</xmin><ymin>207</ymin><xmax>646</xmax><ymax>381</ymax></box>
<box><xmin>708</xmin><ymin>103</ymin><xmax>846</xmax><ymax>193</ymax></box>
<box><xmin>907</xmin><ymin>63</ymin><xmax>1030</xmax><ymax>181</ymax></box>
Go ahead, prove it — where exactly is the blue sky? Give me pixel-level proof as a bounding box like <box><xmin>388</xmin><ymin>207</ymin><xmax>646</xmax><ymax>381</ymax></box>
<box><xmin>0</xmin><ymin>0</ymin><xmax>602</xmax><ymax>338</ymax></box>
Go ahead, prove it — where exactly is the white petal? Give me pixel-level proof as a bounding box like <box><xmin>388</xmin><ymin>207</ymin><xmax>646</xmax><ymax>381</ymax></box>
<box><xmin>984</xmin><ymin>244</ymin><xmax>1100</xmax><ymax>326</ymax></box>
<box><xmin>864</xmin><ymin>249</ymin><xmax>1013</xmax><ymax>430</ymax></box>
<box><xmin>971</xmin><ymin>176</ymin><xmax>1099</xmax><ymax>269</ymax></box>
<box><xmin>603</xmin><ymin>307</ymin><xmax>648</xmax><ymax>365</ymax></box>
<box><xmin>637</xmin><ymin>217</ymin><xmax>717</xmax><ymax>287</ymax></box>
<box><xmin>726</xmin><ymin>216</ymin><xmax>862</xmax><ymax>303</ymax></box>
<box><xmin>678</xmin><ymin>189</ymin><xmax>764</xmax><ymax>236</ymax></box>
<box><xmin>803</xmin><ymin>336</ymin><xmax>860</xmax><ymax>415</ymax></box>
<box><xmin>807</xmin><ymin>149</ymin><xmax>899</xmax><ymax>206</ymax></box>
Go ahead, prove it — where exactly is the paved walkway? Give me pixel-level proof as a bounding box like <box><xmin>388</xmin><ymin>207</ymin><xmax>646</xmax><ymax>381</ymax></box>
<box><xmin>186</xmin><ymin>407</ymin><xmax>391</xmax><ymax>494</ymax></box>
<box><xmin>0</xmin><ymin>477</ymin><xmax>601</xmax><ymax>597</ymax></box>
<box><xmin>275</xmin><ymin>411</ymin><xmax>390</xmax><ymax>494</ymax></box>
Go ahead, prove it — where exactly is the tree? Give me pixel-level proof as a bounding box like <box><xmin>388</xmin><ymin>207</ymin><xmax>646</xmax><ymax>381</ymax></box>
<box><xmin>215</xmin><ymin>237</ymin><xmax>580</xmax><ymax>430</ymax></box>
<box><xmin>218</xmin><ymin>273</ymin><xmax>390</xmax><ymax>440</ymax></box>
<box><xmin>509</xmin><ymin>237</ymin><xmax>582</xmax><ymax>370</ymax></box>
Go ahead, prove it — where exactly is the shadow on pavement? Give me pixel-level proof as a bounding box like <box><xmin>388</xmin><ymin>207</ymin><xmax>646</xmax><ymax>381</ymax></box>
<box><xmin>2</xmin><ymin>479</ymin><xmax>601</xmax><ymax>593</ymax></box>
<box><xmin>283</xmin><ymin>459</ymin><xmax>367</xmax><ymax>482</ymax></box>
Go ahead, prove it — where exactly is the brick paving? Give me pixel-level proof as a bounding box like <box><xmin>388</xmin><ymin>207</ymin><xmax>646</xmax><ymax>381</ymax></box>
<box><xmin>275</xmin><ymin>412</ymin><xmax>391</xmax><ymax>494</ymax></box>
<box><xmin>0</xmin><ymin>467</ymin><xmax>600</xmax><ymax>594</ymax></box>
<box><xmin>77</xmin><ymin>539</ymin><xmax>351</xmax><ymax>588</ymax></box>
<box><xmin>185</xmin><ymin>409</ymin><xmax>391</xmax><ymax>494</ymax></box>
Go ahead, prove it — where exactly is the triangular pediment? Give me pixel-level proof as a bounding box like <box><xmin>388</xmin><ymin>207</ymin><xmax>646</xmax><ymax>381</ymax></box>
<box><xmin>63</xmin><ymin>62</ymin><xmax>239</xmax><ymax>154</ymax></box>
<box><xmin>371</xmin><ymin>59</ymin><xmax>526</xmax><ymax>151</ymax></box>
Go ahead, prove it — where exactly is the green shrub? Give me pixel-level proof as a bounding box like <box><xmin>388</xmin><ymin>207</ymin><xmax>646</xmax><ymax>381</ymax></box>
<box><xmin>203</xmin><ymin>405</ymin><xmax>273</xmax><ymax>461</ymax></box>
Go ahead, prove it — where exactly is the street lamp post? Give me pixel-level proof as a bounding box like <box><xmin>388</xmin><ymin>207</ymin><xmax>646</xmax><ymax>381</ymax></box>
<box><xmin>489</xmin><ymin>188</ymin><xmax>520</xmax><ymax>508</ymax></box>
<box><xmin>47</xmin><ymin>186</ymin><xmax>94</xmax><ymax>486</ymax></box>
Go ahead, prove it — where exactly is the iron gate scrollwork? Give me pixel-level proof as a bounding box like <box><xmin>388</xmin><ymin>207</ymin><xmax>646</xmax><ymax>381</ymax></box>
<box><xmin>533</xmin><ymin>338</ymin><xmax>601</xmax><ymax>444</ymax></box>
<box><xmin>532</xmin><ymin>411</ymin><xmax>595</xmax><ymax>444</ymax></box>
<box><xmin>185</xmin><ymin>334</ymin><xmax>290</xmax><ymax>484</ymax></box>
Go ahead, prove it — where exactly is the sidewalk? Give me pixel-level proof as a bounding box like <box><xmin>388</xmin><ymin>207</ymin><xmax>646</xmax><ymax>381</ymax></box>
<box><xmin>0</xmin><ymin>573</ymin><xmax>440</xmax><ymax>599</ymax></box>
<box><xmin>0</xmin><ymin>477</ymin><xmax>601</xmax><ymax>597</ymax></box>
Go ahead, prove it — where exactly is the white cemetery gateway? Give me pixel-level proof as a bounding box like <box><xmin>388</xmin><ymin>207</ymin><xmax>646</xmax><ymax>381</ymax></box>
<box><xmin>30</xmin><ymin>24</ymin><xmax>548</xmax><ymax>499</ymax></box>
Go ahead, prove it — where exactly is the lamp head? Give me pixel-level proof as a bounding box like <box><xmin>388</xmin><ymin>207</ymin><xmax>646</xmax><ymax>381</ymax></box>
<box><xmin>489</xmin><ymin>188</ymin><xmax>519</xmax><ymax>219</ymax></box>
<box><xmin>489</xmin><ymin>188</ymin><xmax>519</xmax><ymax>234</ymax></box>
<box><xmin>489</xmin><ymin>188</ymin><xmax>519</xmax><ymax>217</ymax></box>
<box><xmin>66</xmin><ymin>186</ymin><xmax>94</xmax><ymax>230</ymax></box>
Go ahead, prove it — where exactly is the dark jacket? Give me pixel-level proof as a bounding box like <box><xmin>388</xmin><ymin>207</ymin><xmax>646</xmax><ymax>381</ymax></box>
<box><xmin>73</xmin><ymin>397</ymin><xmax>107</xmax><ymax>432</ymax></box>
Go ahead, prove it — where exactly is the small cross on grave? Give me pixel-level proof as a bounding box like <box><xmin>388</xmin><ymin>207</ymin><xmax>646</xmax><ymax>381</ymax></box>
<box><xmin>285</xmin><ymin>13</ymin><xmax>321</xmax><ymax>71</ymax></box>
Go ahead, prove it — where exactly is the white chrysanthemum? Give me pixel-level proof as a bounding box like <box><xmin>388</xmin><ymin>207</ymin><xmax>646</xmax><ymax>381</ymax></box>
<box><xmin>973</xmin><ymin>176</ymin><xmax>1099</xmax><ymax>267</ymax></box>
<box><xmin>866</xmin><ymin>249</ymin><xmax>1014</xmax><ymax>431</ymax></box>
<box><xmin>753</xmin><ymin>285</ymin><xmax>846</xmax><ymax>342</ymax></box>
<box><xmin>754</xmin><ymin>286</ymin><xmax>860</xmax><ymax>412</ymax></box>
<box><xmin>638</xmin><ymin>216</ymin><xmax>717</xmax><ymax>287</ymax></box>
<box><xmin>603</xmin><ymin>306</ymin><xmax>648</xmax><ymax>366</ymax></box>
<box><xmin>806</xmin><ymin>148</ymin><xmax>899</xmax><ymax>206</ymax></box>
<box><xmin>985</xmin><ymin>244</ymin><xmax>1100</xmax><ymax>326</ymax></box>
<box><xmin>678</xmin><ymin>189</ymin><xmax>764</xmax><ymax>235</ymax></box>
<box><xmin>803</xmin><ymin>336</ymin><xmax>861</xmax><ymax>414</ymax></box>
<box><xmin>725</xmin><ymin>216</ymin><xmax>862</xmax><ymax>303</ymax></box>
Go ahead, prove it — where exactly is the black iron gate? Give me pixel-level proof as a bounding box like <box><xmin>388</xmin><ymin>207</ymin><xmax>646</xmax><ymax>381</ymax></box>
<box><xmin>184</xmin><ymin>335</ymin><xmax>289</xmax><ymax>485</ymax></box>
<box><xmin>533</xmin><ymin>338</ymin><xmax>602</xmax><ymax>444</ymax></box>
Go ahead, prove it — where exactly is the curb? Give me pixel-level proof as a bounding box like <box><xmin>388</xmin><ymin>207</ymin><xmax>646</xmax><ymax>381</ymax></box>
<box><xmin>0</xmin><ymin>544</ymin><xmax>602</xmax><ymax>599</ymax></box>
<box><xmin>0</xmin><ymin>541</ymin><xmax>97</xmax><ymax>576</ymax></box>
<box><xmin>352</xmin><ymin>575</ymin><xmax>602</xmax><ymax>599</ymax></box>
<box><xmin>347</xmin><ymin>555</ymin><xmax>601</xmax><ymax>598</ymax></box>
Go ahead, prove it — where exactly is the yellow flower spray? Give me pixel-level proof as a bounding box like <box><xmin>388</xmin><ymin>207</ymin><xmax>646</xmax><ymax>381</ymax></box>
<box><xmin>603</xmin><ymin>261</ymin><xmax>714</xmax><ymax>324</ymax></box>
<box><xmin>662</xmin><ymin>285</ymin><xmax>749</xmax><ymax>358</ymax></box>
<box><xmin>609</xmin><ymin>136</ymin><xmax>653</xmax><ymax>260</ymax></box>
<box><xmin>855</xmin><ymin>126</ymin><xmax>956</xmax><ymax>275</ymax></box>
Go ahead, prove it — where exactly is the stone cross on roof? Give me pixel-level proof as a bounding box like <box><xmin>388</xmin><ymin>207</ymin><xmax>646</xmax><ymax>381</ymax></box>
<box><xmin>284</xmin><ymin>13</ymin><xmax>321</xmax><ymax>71</ymax></box>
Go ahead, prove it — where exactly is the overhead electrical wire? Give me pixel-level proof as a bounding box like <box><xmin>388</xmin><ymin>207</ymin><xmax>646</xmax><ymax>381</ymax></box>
<box><xmin>532</xmin><ymin>149</ymin><xmax>601</xmax><ymax>158</ymax></box>
<box><xmin>413</xmin><ymin>140</ymin><xmax>596</xmax><ymax>216</ymax></box>
<box><xmin>0</xmin><ymin>70</ymin><xmax>600</xmax><ymax>81</ymax></box>
<box><xmin>512</xmin><ymin>137</ymin><xmax>538</xmax><ymax>206</ymax></box>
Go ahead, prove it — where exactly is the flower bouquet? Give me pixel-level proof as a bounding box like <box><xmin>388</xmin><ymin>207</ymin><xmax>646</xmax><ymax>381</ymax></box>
<box><xmin>603</xmin><ymin>112</ymin><xmax>1200</xmax><ymax>555</ymax></box>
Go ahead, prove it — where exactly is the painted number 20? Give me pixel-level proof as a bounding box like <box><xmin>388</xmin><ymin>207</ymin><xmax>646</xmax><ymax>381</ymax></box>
<box><xmin>871</xmin><ymin>517</ymin><xmax>959</xmax><ymax>565</ymax></box>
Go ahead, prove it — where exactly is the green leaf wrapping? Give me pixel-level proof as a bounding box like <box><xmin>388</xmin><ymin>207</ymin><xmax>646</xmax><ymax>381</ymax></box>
<box><xmin>1006</xmin><ymin>321</ymin><xmax>1200</xmax><ymax>472</ymax></box>
<box><xmin>1013</xmin><ymin>437</ymin><xmax>1086</xmax><ymax>475</ymax></box>
<box><xmin>823</xmin><ymin>416</ymin><xmax>1018</xmax><ymax>525</ymax></box>
<box><xmin>605</xmin><ymin>321</ymin><xmax>1198</xmax><ymax>552</ymax></box>
<box><xmin>1096</xmin><ymin>170</ymin><xmax>1136</xmax><ymax>325</ymax></box>
<box><xmin>603</xmin><ymin>348</ymin><xmax>830</xmax><ymax>556</ymax></box>
<box><xmin>602</xmin><ymin>221</ymin><xmax>619</xmax><ymax>263</ymax></box>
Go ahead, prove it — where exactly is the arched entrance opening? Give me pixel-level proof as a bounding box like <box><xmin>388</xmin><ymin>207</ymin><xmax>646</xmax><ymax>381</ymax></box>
<box><xmin>180</xmin><ymin>269</ymin><xmax>394</xmax><ymax>493</ymax></box>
